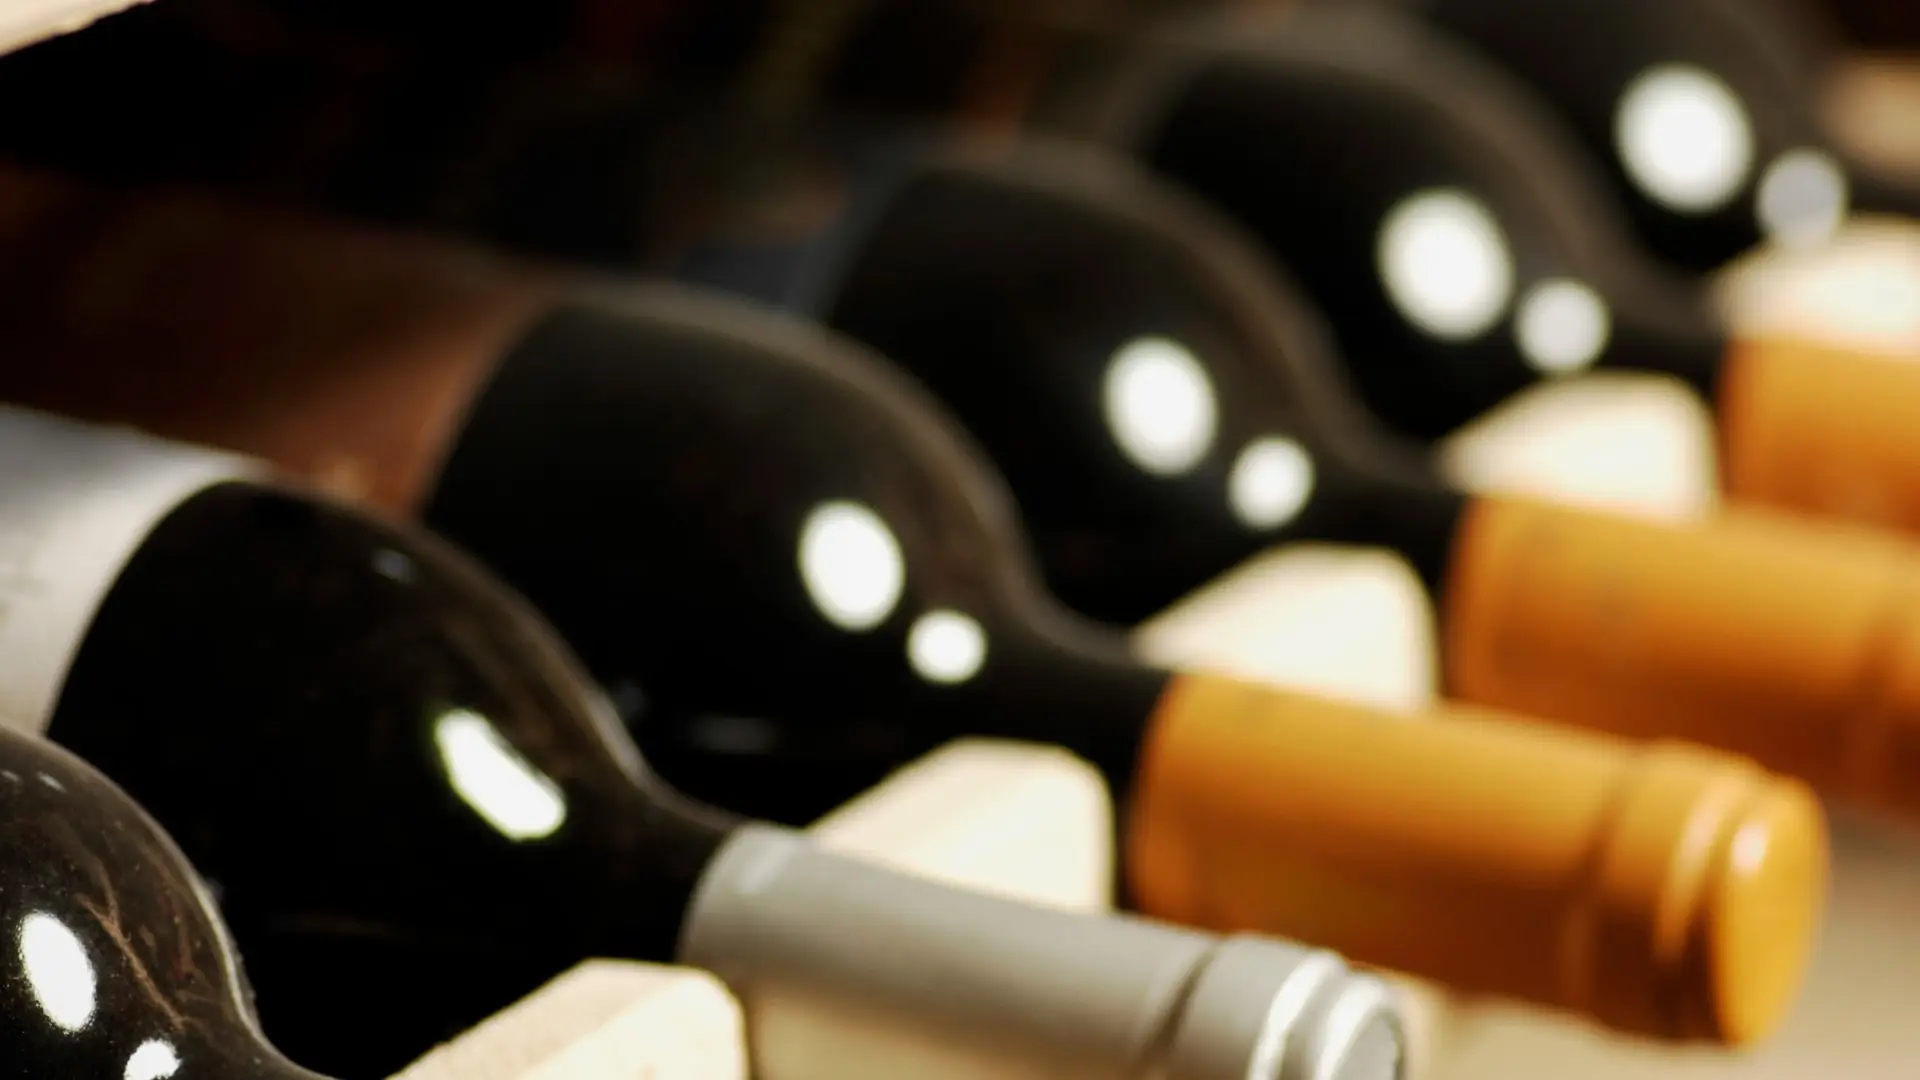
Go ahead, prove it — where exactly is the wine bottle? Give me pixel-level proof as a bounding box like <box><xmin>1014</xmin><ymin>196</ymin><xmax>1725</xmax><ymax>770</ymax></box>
<box><xmin>1394</xmin><ymin>0</ymin><xmax>1920</xmax><ymax>274</ymax></box>
<box><xmin>0</xmin><ymin>721</ymin><xmax>334</xmax><ymax>1080</ymax></box>
<box><xmin>0</xmin><ymin>402</ymin><xmax>1410</xmax><ymax>1080</ymax></box>
<box><xmin>0</xmin><ymin>173</ymin><xmax>1829</xmax><ymax>1045</ymax></box>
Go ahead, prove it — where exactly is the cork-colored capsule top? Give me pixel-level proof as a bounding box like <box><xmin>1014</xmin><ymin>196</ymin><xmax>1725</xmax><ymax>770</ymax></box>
<box><xmin>1577</xmin><ymin>746</ymin><xmax>1828</xmax><ymax>1045</ymax></box>
<box><xmin>1719</xmin><ymin>335</ymin><xmax>1920</xmax><ymax>533</ymax></box>
<box><xmin>1699</xmin><ymin>775</ymin><xmax>1828</xmax><ymax>1045</ymax></box>
<box><xmin>1441</xmin><ymin>490</ymin><xmax>1920</xmax><ymax>825</ymax></box>
<box><xmin>1124</xmin><ymin>674</ymin><xmax>1830</xmax><ymax>1046</ymax></box>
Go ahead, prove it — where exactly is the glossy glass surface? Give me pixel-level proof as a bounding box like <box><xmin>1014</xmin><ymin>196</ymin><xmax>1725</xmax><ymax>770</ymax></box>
<box><xmin>0</xmin><ymin>724</ymin><xmax>330</xmax><ymax>1079</ymax></box>
<box><xmin>44</xmin><ymin>484</ymin><xmax>735</xmax><ymax>1078</ymax></box>
<box><xmin>1404</xmin><ymin>0</ymin><xmax>1920</xmax><ymax>273</ymax></box>
<box><xmin>1133</xmin><ymin>4</ymin><xmax>1731</xmax><ymax>442</ymax></box>
<box><xmin>425</xmin><ymin>288</ymin><xmax>1170</xmax><ymax>827</ymax></box>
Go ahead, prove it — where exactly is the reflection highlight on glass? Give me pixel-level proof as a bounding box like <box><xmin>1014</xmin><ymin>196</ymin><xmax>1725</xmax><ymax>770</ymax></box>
<box><xmin>371</xmin><ymin>548</ymin><xmax>417</xmax><ymax>584</ymax></box>
<box><xmin>1756</xmin><ymin>148</ymin><xmax>1849</xmax><ymax>248</ymax></box>
<box><xmin>18</xmin><ymin>911</ymin><xmax>96</xmax><ymax>1033</ymax></box>
<box><xmin>1375</xmin><ymin>189</ymin><xmax>1514</xmax><ymax>340</ymax></box>
<box><xmin>124</xmin><ymin>1038</ymin><xmax>182</xmax><ymax>1080</ymax></box>
<box><xmin>1614</xmin><ymin>64</ymin><xmax>1755</xmax><ymax>213</ymax></box>
<box><xmin>1514</xmin><ymin>278</ymin><xmax>1612</xmax><ymax>375</ymax></box>
<box><xmin>432</xmin><ymin>709</ymin><xmax>568</xmax><ymax>841</ymax></box>
<box><xmin>1228</xmin><ymin>437</ymin><xmax>1316</xmax><ymax>530</ymax></box>
<box><xmin>1731</xmin><ymin>820</ymin><xmax>1773</xmax><ymax>875</ymax></box>
<box><xmin>797</xmin><ymin>500</ymin><xmax>906</xmax><ymax>631</ymax></box>
<box><xmin>1101</xmin><ymin>336</ymin><xmax>1219</xmax><ymax>476</ymax></box>
<box><xmin>906</xmin><ymin>609</ymin><xmax>989</xmax><ymax>685</ymax></box>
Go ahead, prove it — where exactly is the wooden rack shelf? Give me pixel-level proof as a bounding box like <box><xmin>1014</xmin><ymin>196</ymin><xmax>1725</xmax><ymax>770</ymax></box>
<box><xmin>0</xmin><ymin>0</ymin><xmax>142</xmax><ymax>58</ymax></box>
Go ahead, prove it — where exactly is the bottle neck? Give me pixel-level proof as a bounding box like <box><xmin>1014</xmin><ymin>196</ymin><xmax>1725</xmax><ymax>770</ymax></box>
<box><xmin>977</xmin><ymin>596</ymin><xmax>1179</xmax><ymax>804</ymax></box>
<box><xmin>1576</xmin><ymin>232</ymin><xmax>1733</xmax><ymax>404</ymax></box>
<box><xmin>1842</xmin><ymin>154</ymin><xmax>1920</xmax><ymax>222</ymax></box>
<box><xmin>229</xmin><ymin>774</ymin><xmax>737</xmax><ymax>1080</ymax></box>
<box><xmin>1279</xmin><ymin>442</ymin><xmax>1470</xmax><ymax>603</ymax></box>
<box><xmin>588</xmin><ymin>766</ymin><xmax>748</xmax><ymax>962</ymax></box>
<box><xmin>929</xmin><ymin>598</ymin><xmax>1176</xmax><ymax>908</ymax></box>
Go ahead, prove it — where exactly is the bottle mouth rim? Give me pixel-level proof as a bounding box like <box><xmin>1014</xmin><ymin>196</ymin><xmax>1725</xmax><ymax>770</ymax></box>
<box><xmin>1243</xmin><ymin>947</ymin><xmax>1407</xmax><ymax>1080</ymax></box>
<box><xmin>1300</xmin><ymin>969</ymin><xmax>1407</xmax><ymax>1080</ymax></box>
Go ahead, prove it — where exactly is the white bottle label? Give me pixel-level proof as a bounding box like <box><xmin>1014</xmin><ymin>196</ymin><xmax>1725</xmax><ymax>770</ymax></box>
<box><xmin>0</xmin><ymin>405</ymin><xmax>262</xmax><ymax>732</ymax></box>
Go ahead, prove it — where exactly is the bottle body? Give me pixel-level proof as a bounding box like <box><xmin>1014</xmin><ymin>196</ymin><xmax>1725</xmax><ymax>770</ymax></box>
<box><xmin>0</xmin><ymin>722</ymin><xmax>333</xmax><ymax>1080</ymax></box>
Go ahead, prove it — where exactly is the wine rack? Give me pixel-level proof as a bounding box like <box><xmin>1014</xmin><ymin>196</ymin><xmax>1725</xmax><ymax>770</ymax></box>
<box><xmin>0</xmin><ymin>0</ymin><xmax>135</xmax><ymax>56</ymax></box>
<box><xmin>3</xmin><ymin>3</ymin><xmax>1920</xmax><ymax>1080</ymax></box>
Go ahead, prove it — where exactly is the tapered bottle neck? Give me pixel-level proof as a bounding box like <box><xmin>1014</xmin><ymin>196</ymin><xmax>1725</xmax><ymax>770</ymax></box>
<box><xmin>1589</xmin><ymin>273</ymin><xmax>1732</xmax><ymax>404</ymax></box>
<box><xmin>1280</xmin><ymin>440</ymin><xmax>1470</xmax><ymax>601</ymax></box>
<box><xmin>585</xmin><ymin>763</ymin><xmax>750</xmax><ymax>963</ymax></box>
<box><xmin>973</xmin><ymin>589</ymin><xmax>1179</xmax><ymax>804</ymax></box>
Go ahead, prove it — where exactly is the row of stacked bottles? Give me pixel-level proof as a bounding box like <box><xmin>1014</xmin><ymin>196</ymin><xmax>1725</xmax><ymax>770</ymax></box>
<box><xmin>4</xmin><ymin>0</ymin><xmax>1920</xmax><ymax>1077</ymax></box>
